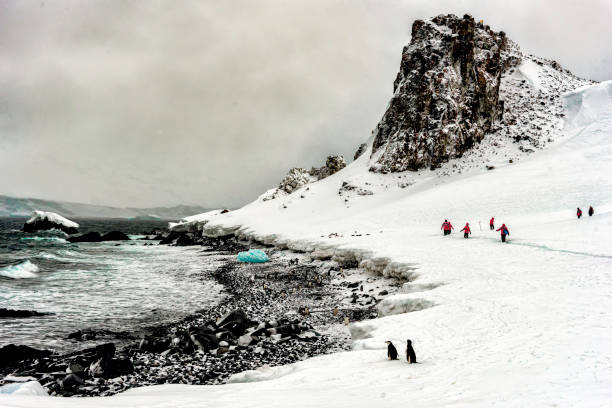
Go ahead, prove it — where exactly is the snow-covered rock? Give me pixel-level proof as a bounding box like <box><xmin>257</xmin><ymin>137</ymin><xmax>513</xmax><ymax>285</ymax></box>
<box><xmin>22</xmin><ymin>210</ymin><xmax>79</xmax><ymax>234</ymax></box>
<box><xmin>278</xmin><ymin>168</ymin><xmax>316</xmax><ymax>194</ymax></box>
<box><xmin>168</xmin><ymin>209</ymin><xmax>225</xmax><ymax>232</ymax></box>
<box><xmin>277</xmin><ymin>155</ymin><xmax>347</xmax><ymax>195</ymax></box>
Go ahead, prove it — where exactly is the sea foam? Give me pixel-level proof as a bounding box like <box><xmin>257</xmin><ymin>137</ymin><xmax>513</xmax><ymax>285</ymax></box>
<box><xmin>0</xmin><ymin>260</ymin><xmax>39</xmax><ymax>279</ymax></box>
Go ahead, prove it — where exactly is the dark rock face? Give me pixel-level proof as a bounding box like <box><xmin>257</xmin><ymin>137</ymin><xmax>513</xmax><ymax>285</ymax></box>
<box><xmin>0</xmin><ymin>308</ymin><xmax>51</xmax><ymax>318</ymax></box>
<box><xmin>370</xmin><ymin>14</ymin><xmax>508</xmax><ymax>172</ymax></box>
<box><xmin>23</xmin><ymin>219</ymin><xmax>78</xmax><ymax>235</ymax></box>
<box><xmin>353</xmin><ymin>143</ymin><xmax>368</xmax><ymax>160</ymax></box>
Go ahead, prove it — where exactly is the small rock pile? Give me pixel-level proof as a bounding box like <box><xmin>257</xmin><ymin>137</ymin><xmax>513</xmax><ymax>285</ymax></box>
<box><xmin>1</xmin><ymin>343</ymin><xmax>134</xmax><ymax>397</ymax></box>
<box><xmin>139</xmin><ymin>309</ymin><xmax>320</xmax><ymax>356</ymax></box>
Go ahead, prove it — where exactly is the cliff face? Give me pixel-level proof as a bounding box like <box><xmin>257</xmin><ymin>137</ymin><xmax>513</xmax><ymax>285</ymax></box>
<box><xmin>370</xmin><ymin>14</ymin><xmax>509</xmax><ymax>172</ymax></box>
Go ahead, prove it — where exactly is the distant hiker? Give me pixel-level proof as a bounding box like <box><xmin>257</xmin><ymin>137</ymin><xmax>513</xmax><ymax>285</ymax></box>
<box><xmin>441</xmin><ymin>220</ymin><xmax>454</xmax><ymax>236</ymax></box>
<box><xmin>406</xmin><ymin>340</ymin><xmax>417</xmax><ymax>364</ymax></box>
<box><xmin>496</xmin><ymin>223</ymin><xmax>509</xmax><ymax>243</ymax></box>
<box><xmin>489</xmin><ymin>217</ymin><xmax>495</xmax><ymax>230</ymax></box>
<box><xmin>589</xmin><ymin>206</ymin><xmax>594</xmax><ymax>217</ymax></box>
<box><xmin>386</xmin><ymin>341</ymin><xmax>398</xmax><ymax>360</ymax></box>
<box><xmin>460</xmin><ymin>223</ymin><xmax>471</xmax><ymax>238</ymax></box>
<box><xmin>577</xmin><ymin>208</ymin><xmax>583</xmax><ymax>219</ymax></box>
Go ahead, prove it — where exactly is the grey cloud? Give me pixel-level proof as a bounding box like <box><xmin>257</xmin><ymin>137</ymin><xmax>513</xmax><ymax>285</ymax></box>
<box><xmin>0</xmin><ymin>0</ymin><xmax>610</xmax><ymax>208</ymax></box>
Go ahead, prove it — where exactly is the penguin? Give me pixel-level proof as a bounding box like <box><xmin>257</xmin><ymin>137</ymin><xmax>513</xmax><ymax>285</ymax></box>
<box><xmin>406</xmin><ymin>339</ymin><xmax>417</xmax><ymax>364</ymax></box>
<box><xmin>385</xmin><ymin>341</ymin><xmax>398</xmax><ymax>360</ymax></box>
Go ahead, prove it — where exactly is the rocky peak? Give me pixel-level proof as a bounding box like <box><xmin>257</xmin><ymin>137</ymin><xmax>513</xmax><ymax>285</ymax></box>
<box><xmin>370</xmin><ymin>14</ymin><xmax>511</xmax><ymax>172</ymax></box>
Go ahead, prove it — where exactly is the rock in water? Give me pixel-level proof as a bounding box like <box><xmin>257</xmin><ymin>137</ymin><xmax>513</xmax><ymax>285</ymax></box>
<box><xmin>370</xmin><ymin>14</ymin><xmax>507</xmax><ymax>172</ymax></box>
<box><xmin>68</xmin><ymin>231</ymin><xmax>130</xmax><ymax>243</ymax></box>
<box><xmin>67</xmin><ymin>231</ymin><xmax>102</xmax><ymax>243</ymax></box>
<box><xmin>23</xmin><ymin>210</ymin><xmax>79</xmax><ymax>234</ymax></box>
<box><xmin>100</xmin><ymin>231</ymin><xmax>130</xmax><ymax>241</ymax></box>
<box><xmin>0</xmin><ymin>308</ymin><xmax>51</xmax><ymax>318</ymax></box>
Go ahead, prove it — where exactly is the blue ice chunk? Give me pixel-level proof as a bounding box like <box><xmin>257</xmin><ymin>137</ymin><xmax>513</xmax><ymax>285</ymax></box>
<box><xmin>237</xmin><ymin>249</ymin><xmax>269</xmax><ymax>263</ymax></box>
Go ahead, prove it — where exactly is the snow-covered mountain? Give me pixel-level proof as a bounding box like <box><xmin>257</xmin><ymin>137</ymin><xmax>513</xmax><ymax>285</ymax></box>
<box><xmin>7</xmin><ymin>13</ymin><xmax>612</xmax><ymax>408</ymax></box>
<box><xmin>0</xmin><ymin>195</ymin><xmax>210</xmax><ymax>220</ymax></box>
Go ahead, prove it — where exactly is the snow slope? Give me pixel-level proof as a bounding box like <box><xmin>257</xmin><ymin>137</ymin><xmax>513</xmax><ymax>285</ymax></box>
<box><xmin>5</xmin><ymin>81</ymin><xmax>612</xmax><ymax>407</ymax></box>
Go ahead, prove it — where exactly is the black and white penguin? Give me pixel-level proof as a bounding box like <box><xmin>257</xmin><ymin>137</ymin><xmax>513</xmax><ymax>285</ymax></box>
<box><xmin>406</xmin><ymin>339</ymin><xmax>417</xmax><ymax>364</ymax></box>
<box><xmin>385</xmin><ymin>341</ymin><xmax>398</xmax><ymax>360</ymax></box>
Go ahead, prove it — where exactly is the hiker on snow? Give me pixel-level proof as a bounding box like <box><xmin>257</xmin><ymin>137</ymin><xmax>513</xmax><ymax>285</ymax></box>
<box><xmin>441</xmin><ymin>220</ymin><xmax>453</xmax><ymax>236</ymax></box>
<box><xmin>489</xmin><ymin>217</ymin><xmax>495</xmax><ymax>230</ymax></box>
<box><xmin>589</xmin><ymin>206</ymin><xmax>594</xmax><ymax>217</ymax></box>
<box><xmin>496</xmin><ymin>224</ymin><xmax>510</xmax><ymax>243</ymax></box>
<box><xmin>461</xmin><ymin>223</ymin><xmax>471</xmax><ymax>238</ymax></box>
<box><xmin>577</xmin><ymin>207</ymin><xmax>583</xmax><ymax>219</ymax></box>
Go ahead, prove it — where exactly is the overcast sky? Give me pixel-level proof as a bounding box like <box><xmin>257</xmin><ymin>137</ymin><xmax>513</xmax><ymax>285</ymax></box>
<box><xmin>1</xmin><ymin>0</ymin><xmax>610</xmax><ymax>208</ymax></box>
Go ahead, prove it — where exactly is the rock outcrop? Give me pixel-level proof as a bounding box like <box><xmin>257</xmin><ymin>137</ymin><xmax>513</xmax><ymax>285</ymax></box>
<box><xmin>278</xmin><ymin>168</ymin><xmax>316</xmax><ymax>194</ymax></box>
<box><xmin>369</xmin><ymin>14</ymin><xmax>508</xmax><ymax>172</ymax></box>
<box><xmin>277</xmin><ymin>155</ymin><xmax>346</xmax><ymax>194</ymax></box>
<box><xmin>23</xmin><ymin>211</ymin><xmax>79</xmax><ymax>234</ymax></box>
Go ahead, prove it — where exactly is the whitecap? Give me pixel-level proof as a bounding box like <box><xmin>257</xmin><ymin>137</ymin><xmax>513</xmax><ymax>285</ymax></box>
<box><xmin>20</xmin><ymin>236</ymin><xmax>67</xmax><ymax>243</ymax></box>
<box><xmin>0</xmin><ymin>260</ymin><xmax>40</xmax><ymax>279</ymax></box>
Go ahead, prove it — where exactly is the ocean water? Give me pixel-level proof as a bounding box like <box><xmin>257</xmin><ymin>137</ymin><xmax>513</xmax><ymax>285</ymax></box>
<box><xmin>0</xmin><ymin>217</ymin><xmax>224</xmax><ymax>352</ymax></box>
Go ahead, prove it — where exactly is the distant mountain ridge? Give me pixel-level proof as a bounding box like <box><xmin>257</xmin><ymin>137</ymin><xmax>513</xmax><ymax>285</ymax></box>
<box><xmin>0</xmin><ymin>195</ymin><xmax>210</xmax><ymax>220</ymax></box>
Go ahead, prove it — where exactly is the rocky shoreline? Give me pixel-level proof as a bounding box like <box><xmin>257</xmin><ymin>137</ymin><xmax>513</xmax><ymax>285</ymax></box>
<box><xmin>1</xmin><ymin>234</ymin><xmax>396</xmax><ymax>397</ymax></box>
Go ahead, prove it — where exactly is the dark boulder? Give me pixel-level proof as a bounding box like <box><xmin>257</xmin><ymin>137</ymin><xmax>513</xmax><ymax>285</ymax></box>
<box><xmin>138</xmin><ymin>335</ymin><xmax>170</xmax><ymax>353</ymax></box>
<box><xmin>100</xmin><ymin>231</ymin><xmax>130</xmax><ymax>241</ymax></box>
<box><xmin>67</xmin><ymin>232</ymin><xmax>102</xmax><ymax>243</ymax></box>
<box><xmin>89</xmin><ymin>355</ymin><xmax>134</xmax><ymax>379</ymax></box>
<box><xmin>217</xmin><ymin>309</ymin><xmax>252</xmax><ymax>337</ymax></box>
<box><xmin>189</xmin><ymin>327</ymin><xmax>220</xmax><ymax>351</ymax></box>
<box><xmin>60</xmin><ymin>373</ymin><xmax>84</xmax><ymax>391</ymax></box>
<box><xmin>0</xmin><ymin>344</ymin><xmax>52</xmax><ymax>368</ymax></box>
<box><xmin>0</xmin><ymin>308</ymin><xmax>51</xmax><ymax>318</ymax></box>
<box><xmin>175</xmin><ymin>233</ymin><xmax>199</xmax><ymax>246</ymax></box>
<box><xmin>159</xmin><ymin>231</ymin><xmax>181</xmax><ymax>245</ymax></box>
<box><xmin>67</xmin><ymin>330</ymin><xmax>97</xmax><ymax>341</ymax></box>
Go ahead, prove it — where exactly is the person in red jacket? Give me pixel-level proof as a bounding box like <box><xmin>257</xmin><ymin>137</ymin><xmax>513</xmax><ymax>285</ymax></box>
<box><xmin>461</xmin><ymin>222</ymin><xmax>471</xmax><ymax>238</ymax></box>
<box><xmin>441</xmin><ymin>220</ymin><xmax>453</xmax><ymax>236</ymax></box>
<box><xmin>496</xmin><ymin>224</ymin><xmax>509</xmax><ymax>242</ymax></box>
<box><xmin>489</xmin><ymin>217</ymin><xmax>495</xmax><ymax>230</ymax></box>
<box><xmin>577</xmin><ymin>207</ymin><xmax>583</xmax><ymax>219</ymax></box>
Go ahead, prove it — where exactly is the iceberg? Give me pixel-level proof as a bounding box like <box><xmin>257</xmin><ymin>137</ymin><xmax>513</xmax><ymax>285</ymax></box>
<box><xmin>236</xmin><ymin>249</ymin><xmax>269</xmax><ymax>263</ymax></box>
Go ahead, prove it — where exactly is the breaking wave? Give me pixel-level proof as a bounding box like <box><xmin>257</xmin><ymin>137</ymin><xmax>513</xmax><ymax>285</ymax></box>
<box><xmin>0</xmin><ymin>260</ymin><xmax>40</xmax><ymax>279</ymax></box>
<box><xmin>20</xmin><ymin>236</ymin><xmax>67</xmax><ymax>243</ymax></box>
